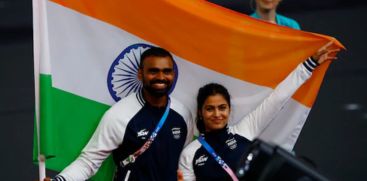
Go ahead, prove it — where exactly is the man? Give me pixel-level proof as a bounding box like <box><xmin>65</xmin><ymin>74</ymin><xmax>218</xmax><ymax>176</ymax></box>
<box><xmin>50</xmin><ymin>47</ymin><xmax>193</xmax><ymax>181</ymax></box>
<box><xmin>250</xmin><ymin>0</ymin><xmax>301</xmax><ymax>30</ymax></box>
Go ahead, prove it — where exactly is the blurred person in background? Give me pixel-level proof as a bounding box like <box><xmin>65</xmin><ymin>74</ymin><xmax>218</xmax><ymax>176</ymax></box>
<box><xmin>250</xmin><ymin>0</ymin><xmax>301</xmax><ymax>30</ymax></box>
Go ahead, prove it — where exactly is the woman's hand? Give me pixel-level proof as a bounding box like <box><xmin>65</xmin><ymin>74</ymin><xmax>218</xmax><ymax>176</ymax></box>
<box><xmin>312</xmin><ymin>41</ymin><xmax>340</xmax><ymax>64</ymax></box>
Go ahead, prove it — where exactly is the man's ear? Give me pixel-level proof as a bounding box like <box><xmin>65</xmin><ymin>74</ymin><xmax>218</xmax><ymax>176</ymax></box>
<box><xmin>138</xmin><ymin>68</ymin><xmax>143</xmax><ymax>81</ymax></box>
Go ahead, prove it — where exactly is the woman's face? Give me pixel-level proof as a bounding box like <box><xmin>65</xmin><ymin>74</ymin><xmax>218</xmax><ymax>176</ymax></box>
<box><xmin>200</xmin><ymin>94</ymin><xmax>230</xmax><ymax>132</ymax></box>
<box><xmin>256</xmin><ymin>0</ymin><xmax>281</xmax><ymax>11</ymax></box>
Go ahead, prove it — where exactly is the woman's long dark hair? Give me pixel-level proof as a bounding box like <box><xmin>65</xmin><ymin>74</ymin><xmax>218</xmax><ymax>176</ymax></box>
<box><xmin>196</xmin><ymin>83</ymin><xmax>231</xmax><ymax>133</ymax></box>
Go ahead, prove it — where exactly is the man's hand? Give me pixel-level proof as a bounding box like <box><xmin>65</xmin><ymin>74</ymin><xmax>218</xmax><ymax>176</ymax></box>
<box><xmin>312</xmin><ymin>41</ymin><xmax>340</xmax><ymax>64</ymax></box>
<box><xmin>177</xmin><ymin>170</ymin><xmax>184</xmax><ymax>181</ymax></box>
<box><xmin>43</xmin><ymin>177</ymin><xmax>52</xmax><ymax>181</ymax></box>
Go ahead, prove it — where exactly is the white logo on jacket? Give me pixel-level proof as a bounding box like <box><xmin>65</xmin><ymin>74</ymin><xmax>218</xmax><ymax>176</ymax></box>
<box><xmin>137</xmin><ymin>129</ymin><xmax>149</xmax><ymax>140</ymax></box>
<box><xmin>226</xmin><ymin>138</ymin><xmax>237</xmax><ymax>150</ymax></box>
<box><xmin>171</xmin><ymin>127</ymin><xmax>181</xmax><ymax>139</ymax></box>
<box><xmin>195</xmin><ymin>155</ymin><xmax>208</xmax><ymax>166</ymax></box>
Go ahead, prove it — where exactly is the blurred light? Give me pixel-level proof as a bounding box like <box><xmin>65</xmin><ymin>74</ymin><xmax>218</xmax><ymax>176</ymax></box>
<box><xmin>343</xmin><ymin>103</ymin><xmax>362</xmax><ymax>111</ymax></box>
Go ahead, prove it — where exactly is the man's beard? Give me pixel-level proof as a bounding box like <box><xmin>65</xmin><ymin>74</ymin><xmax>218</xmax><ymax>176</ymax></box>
<box><xmin>143</xmin><ymin>79</ymin><xmax>172</xmax><ymax>98</ymax></box>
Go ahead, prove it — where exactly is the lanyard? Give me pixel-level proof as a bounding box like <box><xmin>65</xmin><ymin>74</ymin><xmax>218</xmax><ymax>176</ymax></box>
<box><xmin>198</xmin><ymin>135</ymin><xmax>239</xmax><ymax>181</ymax></box>
<box><xmin>120</xmin><ymin>99</ymin><xmax>171</xmax><ymax>167</ymax></box>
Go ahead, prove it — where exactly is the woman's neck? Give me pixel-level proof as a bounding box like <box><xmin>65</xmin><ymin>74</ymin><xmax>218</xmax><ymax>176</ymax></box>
<box><xmin>256</xmin><ymin>8</ymin><xmax>277</xmax><ymax>24</ymax></box>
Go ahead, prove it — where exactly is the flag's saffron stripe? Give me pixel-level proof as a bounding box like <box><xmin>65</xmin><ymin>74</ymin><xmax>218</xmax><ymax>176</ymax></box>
<box><xmin>50</xmin><ymin>0</ymin><xmax>343</xmax><ymax>107</ymax></box>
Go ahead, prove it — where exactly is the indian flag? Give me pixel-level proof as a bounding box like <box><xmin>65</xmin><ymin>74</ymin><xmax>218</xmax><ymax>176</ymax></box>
<box><xmin>33</xmin><ymin>0</ymin><xmax>344</xmax><ymax>180</ymax></box>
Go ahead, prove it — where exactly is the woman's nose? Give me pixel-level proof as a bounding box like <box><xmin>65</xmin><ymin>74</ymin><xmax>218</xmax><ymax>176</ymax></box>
<box><xmin>213</xmin><ymin>109</ymin><xmax>220</xmax><ymax>117</ymax></box>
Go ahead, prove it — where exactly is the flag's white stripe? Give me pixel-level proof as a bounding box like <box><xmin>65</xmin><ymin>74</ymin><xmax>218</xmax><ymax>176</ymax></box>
<box><xmin>48</xmin><ymin>1</ymin><xmax>137</xmax><ymax>104</ymax></box>
<box><xmin>47</xmin><ymin>1</ymin><xmax>310</xmax><ymax>150</ymax></box>
<box><xmin>172</xmin><ymin>56</ymin><xmax>275</xmax><ymax>124</ymax></box>
<box><xmin>259</xmin><ymin>100</ymin><xmax>310</xmax><ymax>150</ymax></box>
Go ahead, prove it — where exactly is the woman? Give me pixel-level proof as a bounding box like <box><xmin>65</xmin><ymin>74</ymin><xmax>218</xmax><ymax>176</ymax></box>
<box><xmin>250</xmin><ymin>0</ymin><xmax>301</xmax><ymax>30</ymax></box>
<box><xmin>178</xmin><ymin>42</ymin><xmax>338</xmax><ymax>181</ymax></box>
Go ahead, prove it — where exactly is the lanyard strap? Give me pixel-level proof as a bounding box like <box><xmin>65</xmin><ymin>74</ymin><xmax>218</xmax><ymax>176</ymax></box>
<box><xmin>120</xmin><ymin>99</ymin><xmax>171</xmax><ymax>167</ymax></box>
<box><xmin>198</xmin><ymin>135</ymin><xmax>239</xmax><ymax>181</ymax></box>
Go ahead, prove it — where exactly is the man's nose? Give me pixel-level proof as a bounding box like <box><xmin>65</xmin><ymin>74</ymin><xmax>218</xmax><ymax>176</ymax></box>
<box><xmin>156</xmin><ymin>71</ymin><xmax>165</xmax><ymax>79</ymax></box>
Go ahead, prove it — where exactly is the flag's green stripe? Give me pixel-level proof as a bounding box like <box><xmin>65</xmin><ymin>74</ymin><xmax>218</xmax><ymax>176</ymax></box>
<box><xmin>33</xmin><ymin>74</ymin><xmax>115</xmax><ymax>180</ymax></box>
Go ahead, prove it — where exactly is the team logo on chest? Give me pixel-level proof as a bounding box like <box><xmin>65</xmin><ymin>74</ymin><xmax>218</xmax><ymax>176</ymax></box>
<box><xmin>226</xmin><ymin>137</ymin><xmax>237</xmax><ymax>150</ymax></box>
<box><xmin>171</xmin><ymin>127</ymin><xmax>181</xmax><ymax>139</ymax></box>
<box><xmin>195</xmin><ymin>155</ymin><xmax>208</xmax><ymax>166</ymax></box>
<box><xmin>137</xmin><ymin>129</ymin><xmax>149</xmax><ymax>140</ymax></box>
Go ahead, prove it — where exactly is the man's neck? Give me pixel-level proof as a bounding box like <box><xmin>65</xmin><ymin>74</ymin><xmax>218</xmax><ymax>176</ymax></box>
<box><xmin>256</xmin><ymin>8</ymin><xmax>277</xmax><ymax>24</ymax></box>
<box><xmin>142</xmin><ymin>90</ymin><xmax>168</xmax><ymax>108</ymax></box>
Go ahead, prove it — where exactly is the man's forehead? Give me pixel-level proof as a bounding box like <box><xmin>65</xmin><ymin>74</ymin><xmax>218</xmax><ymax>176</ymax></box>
<box><xmin>142</xmin><ymin>56</ymin><xmax>173</xmax><ymax>67</ymax></box>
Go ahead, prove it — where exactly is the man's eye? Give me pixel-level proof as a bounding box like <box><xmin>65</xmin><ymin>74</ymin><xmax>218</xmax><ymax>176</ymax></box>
<box><xmin>149</xmin><ymin>69</ymin><xmax>159</xmax><ymax>74</ymax></box>
<box><xmin>163</xmin><ymin>69</ymin><xmax>173</xmax><ymax>74</ymax></box>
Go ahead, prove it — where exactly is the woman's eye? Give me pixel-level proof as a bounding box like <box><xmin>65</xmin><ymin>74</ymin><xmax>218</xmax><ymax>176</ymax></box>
<box><xmin>219</xmin><ymin>105</ymin><xmax>227</xmax><ymax>111</ymax></box>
